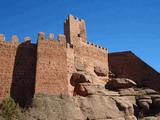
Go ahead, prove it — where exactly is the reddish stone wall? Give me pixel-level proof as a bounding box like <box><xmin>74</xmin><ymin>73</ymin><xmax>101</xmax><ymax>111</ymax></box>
<box><xmin>0</xmin><ymin>40</ymin><xmax>37</xmax><ymax>106</ymax></box>
<box><xmin>0</xmin><ymin>41</ymin><xmax>18</xmax><ymax>102</ymax></box>
<box><xmin>66</xmin><ymin>40</ymin><xmax>108</xmax><ymax>95</ymax></box>
<box><xmin>74</xmin><ymin>40</ymin><xmax>108</xmax><ymax>76</ymax></box>
<box><xmin>66</xmin><ymin>44</ymin><xmax>75</xmax><ymax>95</ymax></box>
<box><xmin>109</xmin><ymin>51</ymin><xmax>160</xmax><ymax>91</ymax></box>
<box><xmin>35</xmin><ymin>38</ymin><xmax>68</xmax><ymax>95</ymax></box>
<box><xmin>11</xmin><ymin>42</ymin><xmax>37</xmax><ymax>107</ymax></box>
<box><xmin>65</xmin><ymin>41</ymin><xmax>108</xmax><ymax>96</ymax></box>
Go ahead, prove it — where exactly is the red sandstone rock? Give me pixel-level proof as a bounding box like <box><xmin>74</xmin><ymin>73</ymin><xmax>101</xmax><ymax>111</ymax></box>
<box><xmin>70</xmin><ymin>73</ymin><xmax>91</xmax><ymax>87</ymax></box>
<box><xmin>105</xmin><ymin>78</ymin><xmax>137</xmax><ymax>90</ymax></box>
<box><xmin>94</xmin><ymin>66</ymin><xmax>108</xmax><ymax>76</ymax></box>
<box><xmin>73</xmin><ymin>83</ymin><xmax>96</xmax><ymax>96</ymax></box>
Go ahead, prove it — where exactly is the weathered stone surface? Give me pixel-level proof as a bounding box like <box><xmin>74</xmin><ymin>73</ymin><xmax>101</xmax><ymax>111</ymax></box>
<box><xmin>144</xmin><ymin>88</ymin><xmax>158</xmax><ymax>95</ymax></box>
<box><xmin>17</xmin><ymin>94</ymin><xmax>137</xmax><ymax>120</ymax></box>
<box><xmin>70</xmin><ymin>73</ymin><xmax>91</xmax><ymax>86</ymax></box>
<box><xmin>94</xmin><ymin>66</ymin><xmax>108</xmax><ymax>76</ymax></box>
<box><xmin>113</xmin><ymin>96</ymin><xmax>135</xmax><ymax>116</ymax></box>
<box><xmin>140</xmin><ymin>116</ymin><xmax>160</xmax><ymax>120</ymax></box>
<box><xmin>105</xmin><ymin>78</ymin><xmax>137</xmax><ymax>90</ymax></box>
<box><xmin>119</xmin><ymin>88</ymin><xmax>136</xmax><ymax>96</ymax></box>
<box><xmin>138</xmin><ymin>99</ymin><xmax>152</xmax><ymax>104</ymax></box>
<box><xmin>152</xmin><ymin>98</ymin><xmax>160</xmax><ymax>106</ymax></box>
<box><xmin>75</xmin><ymin>58</ymin><xmax>85</xmax><ymax>71</ymax></box>
<box><xmin>138</xmin><ymin>95</ymin><xmax>151</xmax><ymax>99</ymax></box>
<box><xmin>48</xmin><ymin>33</ymin><xmax>54</xmax><ymax>40</ymax></box>
<box><xmin>0</xmin><ymin>34</ymin><xmax>5</xmax><ymax>41</ymax></box>
<box><xmin>11</xmin><ymin>35</ymin><xmax>19</xmax><ymax>43</ymax></box>
<box><xmin>138</xmin><ymin>101</ymin><xmax>150</xmax><ymax>111</ymax></box>
<box><xmin>151</xmin><ymin>94</ymin><xmax>160</xmax><ymax>100</ymax></box>
<box><xmin>73</xmin><ymin>83</ymin><xmax>96</xmax><ymax>96</ymax></box>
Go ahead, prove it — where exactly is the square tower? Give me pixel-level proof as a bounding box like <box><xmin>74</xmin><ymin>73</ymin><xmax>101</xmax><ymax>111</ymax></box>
<box><xmin>64</xmin><ymin>15</ymin><xmax>87</xmax><ymax>45</ymax></box>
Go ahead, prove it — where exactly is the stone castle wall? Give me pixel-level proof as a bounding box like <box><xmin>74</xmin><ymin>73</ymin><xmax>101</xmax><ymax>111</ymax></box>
<box><xmin>109</xmin><ymin>51</ymin><xmax>160</xmax><ymax>91</ymax></box>
<box><xmin>35</xmin><ymin>33</ymin><xmax>68</xmax><ymax>95</ymax></box>
<box><xmin>76</xmin><ymin>41</ymin><xmax>108</xmax><ymax>74</ymax></box>
<box><xmin>11</xmin><ymin>42</ymin><xmax>37</xmax><ymax>107</ymax></box>
<box><xmin>66</xmin><ymin>40</ymin><xmax>108</xmax><ymax>95</ymax></box>
<box><xmin>0</xmin><ymin>40</ymin><xmax>18</xmax><ymax>102</ymax></box>
<box><xmin>0</xmin><ymin>35</ymin><xmax>37</xmax><ymax>107</ymax></box>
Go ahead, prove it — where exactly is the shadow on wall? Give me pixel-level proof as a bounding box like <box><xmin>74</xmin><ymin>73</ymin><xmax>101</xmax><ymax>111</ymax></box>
<box><xmin>10</xmin><ymin>41</ymin><xmax>37</xmax><ymax>108</ymax></box>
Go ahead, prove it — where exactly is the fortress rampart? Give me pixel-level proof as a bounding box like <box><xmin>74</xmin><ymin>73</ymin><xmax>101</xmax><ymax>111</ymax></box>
<box><xmin>0</xmin><ymin>15</ymin><xmax>108</xmax><ymax>106</ymax></box>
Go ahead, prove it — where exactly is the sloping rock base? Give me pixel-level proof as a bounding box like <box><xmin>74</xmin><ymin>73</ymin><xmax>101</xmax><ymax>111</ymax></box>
<box><xmin>17</xmin><ymin>87</ymin><xmax>160</xmax><ymax>120</ymax></box>
<box><xmin>20</xmin><ymin>94</ymin><xmax>136</xmax><ymax>120</ymax></box>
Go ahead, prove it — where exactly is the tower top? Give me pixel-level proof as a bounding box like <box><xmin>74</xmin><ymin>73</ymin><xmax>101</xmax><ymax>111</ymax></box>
<box><xmin>64</xmin><ymin>14</ymin><xmax>87</xmax><ymax>45</ymax></box>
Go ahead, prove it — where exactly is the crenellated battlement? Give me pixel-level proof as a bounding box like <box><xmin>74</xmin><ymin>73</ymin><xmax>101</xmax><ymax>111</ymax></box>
<box><xmin>0</xmin><ymin>34</ymin><xmax>5</xmax><ymax>41</ymax></box>
<box><xmin>65</xmin><ymin>14</ymin><xmax>85</xmax><ymax>23</ymax></box>
<box><xmin>0</xmin><ymin>33</ymin><xmax>107</xmax><ymax>51</ymax></box>
<box><xmin>0</xmin><ymin>34</ymin><xmax>32</xmax><ymax>44</ymax></box>
<box><xmin>86</xmin><ymin>41</ymin><xmax>107</xmax><ymax>51</ymax></box>
<box><xmin>0</xmin><ymin>34</ymin><xmax>19</xmax><ymax>45</ymax></box>
<box><xmin>37</xmin><ymin>32</ymin><xmax>67</xmax><ymax>47</ymax></box>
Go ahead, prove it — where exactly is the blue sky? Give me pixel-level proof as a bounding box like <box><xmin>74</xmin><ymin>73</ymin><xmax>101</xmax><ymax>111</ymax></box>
<box><xmin>0</xmin><ymin>0</ymin><xmax>160</xmax><ymax>71</ymax></box>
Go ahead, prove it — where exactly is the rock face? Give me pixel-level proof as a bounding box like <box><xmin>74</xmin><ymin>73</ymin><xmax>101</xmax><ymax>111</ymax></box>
<box><xmin>13</xmin><ymin>76</ymin><xmax>160</xmax><ymax>120</ymax></box>
<box><xmin>105</xmin><ymin>78</ymin><xmax>137</xmax><ymax>90</ymax></box>
<box><xmin>94</xmin><ymin>66</ymin><xmax>108</xmax><ymax>76</ymax></box>
<box><xmin>19</xmin><ymin>94</ymin><xmax>137</xmax><ymax>120</ymax></box>
<box><xmin>70</xmin><ymin>73</ymin><xmax>91</xmax><ymax>86</ymax></box>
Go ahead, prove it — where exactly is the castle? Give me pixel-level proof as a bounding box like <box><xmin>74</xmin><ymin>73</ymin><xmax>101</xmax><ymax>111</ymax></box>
<box><xmin>0</xmin><ymin>15</ymin><xmax>108</xmax><ymax>106</ymax></box>
<box><xmin>0</xmin><ymin>15</ymin><xmax>159</xmax><ymax>107</ymax></box>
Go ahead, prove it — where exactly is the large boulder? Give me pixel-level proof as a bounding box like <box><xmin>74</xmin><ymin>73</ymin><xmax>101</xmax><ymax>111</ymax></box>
<box><xmin>73</xmin><ymin>83</ymin><xmax>96</xmax><ymax>96</ymax></box>
<box><xmin>137</xmin><ymin>96</ymin><xmax>152</xmax><ymax>112</ymax></box>
<box><xmin>94</xmin><ymin>66</ymin><xmax>108</xmax><ymax>76</ymax></box>
<box><xmin>70</xmin><ymin>73</ymin><xmax>91</xmax><ymax>86</ymax></box>
<box><xmin>105</xmin><ymin>78</ymin><xmax>137</xmax><ymax>90</ymax></box>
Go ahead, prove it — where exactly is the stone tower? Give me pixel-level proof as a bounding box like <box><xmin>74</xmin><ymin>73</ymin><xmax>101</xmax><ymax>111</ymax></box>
<box><xmin>64</xmin><ymin>14</ymin><xmax>87</xmax><ymax>44</ymax></box>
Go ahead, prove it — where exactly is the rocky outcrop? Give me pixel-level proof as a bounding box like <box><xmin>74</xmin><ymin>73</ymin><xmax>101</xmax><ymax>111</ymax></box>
<box><xmin>70</xmin><ymin>73</ymin><xmax>91</xmax><ymax>86</ymax></box>
<box><xmin>105</xmin><ymin>78</ymin><xmax>137</xmax><ymax>90</ymax></box>
<box><xmin>94</xmin><ymin>66</ymin><xmax>108</xmax><ymax>77</ymax></box>
<box><xmin>19</xmin><ymin>93</ymin><xmax>137</xmax><ymax>120</ymax></box>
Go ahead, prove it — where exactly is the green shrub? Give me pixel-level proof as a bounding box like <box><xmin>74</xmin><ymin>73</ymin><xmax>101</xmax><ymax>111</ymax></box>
<box><xmin>0</xmin><ymin>97</ymin><xmax>20</xmax><ymax>120</ymax></box>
